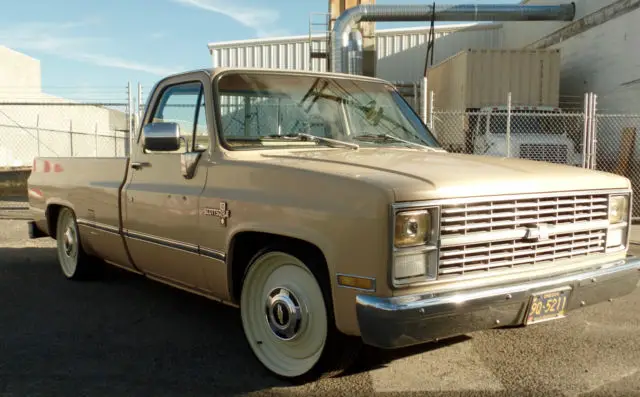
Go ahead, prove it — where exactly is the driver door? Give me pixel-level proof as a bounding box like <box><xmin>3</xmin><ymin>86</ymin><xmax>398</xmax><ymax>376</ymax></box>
<box><xmin>122</xmin><ymin>74</ymin><xmax>211</xmax><ymax>290</ymax></box>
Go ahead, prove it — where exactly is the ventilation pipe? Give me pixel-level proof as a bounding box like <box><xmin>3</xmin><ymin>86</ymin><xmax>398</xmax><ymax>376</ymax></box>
<box><xmin>345</xmin><ymin>30</ymin><xmax>364</xmax><ymax>76</ymax></box>
<box><xmin>331</xmin><ymin>3</ymin><xmax>576</xmax><ymax>74</ymax></box>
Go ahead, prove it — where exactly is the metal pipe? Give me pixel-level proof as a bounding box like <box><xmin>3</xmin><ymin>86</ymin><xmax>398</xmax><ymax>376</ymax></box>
<box><xmin>420</xmin><ymin>77</ymin><xmax>427</xmax><ymax>124</ymax></box>
<box><xmin>590</xmin><ymin>93</ymin><xmax>598</xmax><ymax>169</ymax></box>
<box><xmin>428</xmin><ymin>90</ymin><xmax>434</xmax><ymax>131</ymax></box>
<box><xmin>506</xmin><ymin>92</ymin><xmax>512</xmax><ymax>158</ymax></box>
<box><xmin>331</xmin><ymin>3</ymin><xmax>576</xmax><ymax>74</ymax></box>
<box><xmin>345</xmin><ymin>30</ymin><xmax>364</xmax><ymax>76</ymax></box>
<box><xmin>582</xmin><ymin>93</ymin><xmax>591</xmax><ymax>168</ymax></box>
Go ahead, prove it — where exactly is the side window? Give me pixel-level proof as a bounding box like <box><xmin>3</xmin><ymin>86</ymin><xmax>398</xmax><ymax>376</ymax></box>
<box><xmin>194</xmin><ymin>99</ymin><xmax>208</xmax><ymax>150</ymax></box>
<box><xmin>148</xmin><ymin>82</ymin><xmax>209</xmax><ymax>153</ymax></box>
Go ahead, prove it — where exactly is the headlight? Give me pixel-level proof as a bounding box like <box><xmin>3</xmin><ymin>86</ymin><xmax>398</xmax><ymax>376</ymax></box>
<box><xmin>394</xmin><ymin>210</ymin><xmax>432</xmax><ymax>247</ymax></box>
<box><xmin>609</xmin><ymin>195</ymin><xmax>629</xmax><ymax>224</ymax></box>
<box><xmin>392</xmin><ymin>208</ymin><xmax>438</xmax><ymax>286</ymax></box>
<box><xmin>607</xmin><ymin>194</ymin><xmax>630</xmax><ymax>251</ymax></box>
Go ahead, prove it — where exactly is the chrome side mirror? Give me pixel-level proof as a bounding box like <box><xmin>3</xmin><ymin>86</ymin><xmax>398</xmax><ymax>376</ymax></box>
<box><xmin>142</xmin><ymin>122</ymin><xmax>181</xmax><ymax>152</ymax></box>
<box><xmin>181</xmin><ymin>151</ymin><xmax>202</xmax><ymax>179</ymax></box>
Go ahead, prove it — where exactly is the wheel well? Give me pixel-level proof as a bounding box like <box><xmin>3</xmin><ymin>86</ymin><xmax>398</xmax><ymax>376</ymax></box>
<box><xmin>46</xmin><ymin>204</ymin><xmax>64</xmax><ymax>239</ymax></box>
<box><xmin>228</xmin><ymin>232</ymin><xmax>330</xmax><ymax>303</ymax></box>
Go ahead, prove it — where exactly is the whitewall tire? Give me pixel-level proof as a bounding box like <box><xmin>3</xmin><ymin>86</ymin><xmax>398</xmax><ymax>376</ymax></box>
<box><xmin>240</xmin><ymin>247</ymin><xmax>361</xmax><ymax>383</ymax></box>
<box><xmin>55</xmin><ymin>207</ymin><xmax>97</xmax><ymax>280</ymax></box>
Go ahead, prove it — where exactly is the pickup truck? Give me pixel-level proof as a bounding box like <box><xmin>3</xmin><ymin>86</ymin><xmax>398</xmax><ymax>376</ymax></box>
<box><xmin>27</xmin><ymin>67</ymin><xmax>640</xmax><ymax>383</ymax></box>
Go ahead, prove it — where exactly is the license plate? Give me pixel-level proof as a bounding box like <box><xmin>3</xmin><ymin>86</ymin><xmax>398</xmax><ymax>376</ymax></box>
<box><xmin>524</xmin><ymin>289</ymin><xmax>570</xmax><ymax>325</ymax></box>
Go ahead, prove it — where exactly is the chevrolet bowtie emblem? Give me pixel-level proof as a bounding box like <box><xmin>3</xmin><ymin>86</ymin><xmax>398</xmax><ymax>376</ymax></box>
<box><xmin>525</xmin><ymin>224</ymin><xmax>550</xmax><ymax>242</ymax></box>
<box><xmin>276</xmin><ymin>304</ymin><xmax>285</xmax><ymax>325</ymax></box>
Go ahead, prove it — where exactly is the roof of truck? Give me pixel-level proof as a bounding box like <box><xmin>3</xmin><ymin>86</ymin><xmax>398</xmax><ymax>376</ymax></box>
<box><xmin>160</xmin><ymin>67</ymin><xmax>390</xmax><ymax>84</ymax></box>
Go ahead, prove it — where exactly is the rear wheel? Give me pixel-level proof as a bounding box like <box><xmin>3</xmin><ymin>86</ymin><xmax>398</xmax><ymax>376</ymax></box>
<box><xmin>55</xmin><ymin>208</ymin><xmax>98</xmax><ymax>280</ymax></box>
<box><xmin>240</xmin><ymin>248</ymin><xmax>361</xmax><ymax>383</ymax></box>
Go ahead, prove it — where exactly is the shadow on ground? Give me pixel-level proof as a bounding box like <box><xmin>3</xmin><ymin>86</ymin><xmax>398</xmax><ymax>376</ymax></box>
<box><xmin>0</xmin><ymin>247</ymin><xmax>286</xmax><ymax>396</ymax></box>
<box><xmin>343</xmin><ymin>335</ymin><xmax>472</xmax><ymax>378</ymax></box>
<box><xmin>0</xmin><ymin>246</ymin><xmax>513</xmax><ymax>397</ymax></box>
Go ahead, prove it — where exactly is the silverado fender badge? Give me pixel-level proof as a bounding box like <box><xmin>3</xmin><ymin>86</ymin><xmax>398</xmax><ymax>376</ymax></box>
<box><xmin>202</xmin><ymin>202</ymin><xmax>231</xmax><ymax>226</ymax></box>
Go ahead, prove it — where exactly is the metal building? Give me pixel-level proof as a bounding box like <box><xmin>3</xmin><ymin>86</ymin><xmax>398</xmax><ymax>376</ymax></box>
<box><xmin>208</xmin><ymin>0</ymin><xmax>638</xmax><ymax>114</ymax></box>
<box><xmin>208</xmin><ymin>22</ymin><xmax>482</xmax><ymax>81</ymax></box>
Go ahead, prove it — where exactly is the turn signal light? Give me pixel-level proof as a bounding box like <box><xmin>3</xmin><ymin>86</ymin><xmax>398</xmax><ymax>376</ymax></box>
<box><xmin>337</xmin><ymin>275</ymin><xmax>375</xmax><ymax>291</ymax></box>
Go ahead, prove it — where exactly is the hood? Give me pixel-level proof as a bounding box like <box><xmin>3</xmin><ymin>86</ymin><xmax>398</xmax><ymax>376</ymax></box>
<box><xmin>258</xmin><ymin>148</ymin><xmax>630</xmax><ymax>202</ymax></box>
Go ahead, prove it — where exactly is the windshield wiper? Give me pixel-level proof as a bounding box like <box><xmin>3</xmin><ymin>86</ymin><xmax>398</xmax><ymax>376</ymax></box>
<box><xmin>352</xmin><ymin>133</ymin><xmax>440</xmax><ymax>152</ymax></box>
<box><xmin>265</xmin><ymin>133</ymin><xmax>359</xmax><ymax>150</ymax></box>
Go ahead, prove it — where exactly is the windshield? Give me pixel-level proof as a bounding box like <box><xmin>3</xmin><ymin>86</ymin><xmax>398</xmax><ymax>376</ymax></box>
<box><xmin>214</xmin><ymin>72</ymin><xmax>441</xmax><ymax>150</ymax></box>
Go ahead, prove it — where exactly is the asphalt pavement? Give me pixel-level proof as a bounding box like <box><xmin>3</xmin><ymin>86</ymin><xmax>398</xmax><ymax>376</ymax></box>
<box><xmin>1</xmin><ymin>219</ymin><xmax>640</xmax><ymax>397</ymax></box>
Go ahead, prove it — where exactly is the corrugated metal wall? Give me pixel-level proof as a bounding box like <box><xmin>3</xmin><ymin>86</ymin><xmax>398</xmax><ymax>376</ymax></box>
<box><xmin>208</xmin><ymin>24</ymin><xmax>488</xmax><ymax>80</ymax></box>
<box><xmin>211</xmin><ymin>36</ymin><xmax>329</xmax><ymax>72</ymax></box>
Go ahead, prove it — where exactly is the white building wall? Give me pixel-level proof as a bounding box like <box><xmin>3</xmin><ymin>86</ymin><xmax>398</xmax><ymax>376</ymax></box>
<box><xmin>0</xmin><ymin>46</ymin><xmax>41</xmax><ymax>96</ymax></box>
<box><xmin>499</xmin><ymin>0</ymin><xmax>621</xmax><ymax>48</ymax></box>
<box><xmin>544</xmin><ymin>6</ymin><xmax>640</xmax><ymax>164</ymax></box>
<box><xmin>547</xmin><ymin>7</ymin><xmax>640</xmax><ymax>113</ymax></box>
<box><xmin>0</xmin><ymin>45</ymin><xmax>129</xmax><ymax>167</ymax></box>
<box><xmin>374</xmin><ymin>24</ymin><xmax>477</xmax><ymax>82</ymax></box>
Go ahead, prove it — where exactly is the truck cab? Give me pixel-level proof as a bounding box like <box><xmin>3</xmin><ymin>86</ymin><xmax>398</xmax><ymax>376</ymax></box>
<box><xmin>472</xmin><ymin>105</ymin><xmax>582</xmax><ymax>166</ymax></box>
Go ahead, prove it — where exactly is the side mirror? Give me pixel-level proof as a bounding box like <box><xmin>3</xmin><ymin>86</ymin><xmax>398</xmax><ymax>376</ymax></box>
<box><xmin>142</xmin><ymin>122</ymin><xmax>181</xmax><ymax>152</ymax></box>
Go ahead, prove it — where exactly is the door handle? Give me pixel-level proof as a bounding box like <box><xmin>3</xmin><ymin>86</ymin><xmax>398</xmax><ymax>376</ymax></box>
<box><xmin>131</xmin><ymin>161</ymin><xmax>150</xmax><ymax>170</ymax></box>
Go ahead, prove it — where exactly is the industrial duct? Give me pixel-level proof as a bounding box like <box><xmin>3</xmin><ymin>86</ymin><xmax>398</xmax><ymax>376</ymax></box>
<box><xmin>331</xmin><ymin>3</ymin><xmax>576</xmax><ymax>74</ymax></box>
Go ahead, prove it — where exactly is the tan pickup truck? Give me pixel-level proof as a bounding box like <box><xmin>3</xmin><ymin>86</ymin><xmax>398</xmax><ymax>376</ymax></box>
<box><xmin>27</xmin><ymin>67</ymin><xmax>640</xmax><ymax>383</ymax></box>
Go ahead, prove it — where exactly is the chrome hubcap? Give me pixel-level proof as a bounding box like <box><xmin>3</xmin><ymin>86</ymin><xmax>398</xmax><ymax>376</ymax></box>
<box><xmin>264</xmin><ymin>287</ymin><xmax>303</xmax><ymax>340</ymax></box>
<box><xmin>63</xmin><ymin>227</ymin><xmax>75</xmax><ymax>256</ymax></box>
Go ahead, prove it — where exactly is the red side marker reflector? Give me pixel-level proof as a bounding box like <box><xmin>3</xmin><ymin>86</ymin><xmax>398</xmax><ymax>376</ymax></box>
<box><xmin>28</xmin><ymin>188</ymin><xmax>43</xmax><ymax>199</ymax></box>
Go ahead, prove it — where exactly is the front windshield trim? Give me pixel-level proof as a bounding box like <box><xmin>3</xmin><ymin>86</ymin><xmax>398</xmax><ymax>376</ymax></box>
<box><xmin>211</xmin><ymin>69</ymin><xmax>442</xmax><ymax>152</ymax></box>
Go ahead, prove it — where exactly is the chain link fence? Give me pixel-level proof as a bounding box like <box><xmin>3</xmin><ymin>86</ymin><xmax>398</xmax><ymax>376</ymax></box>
<box><xmin>593</xmin><ymin>114</ymin><xmax>640</xmax><ymax>217</ymax></box>
<box><xmin>428</xmin><ymin>109</ymin><xmax>586</xmax><ymax>167</ymax></box>
<box><xmin>3</xmin><ymin>80</ymin><xmax>640</xmax><ymax>220</ymax></box>
<box><xmin>0</xmin><ymin>102</ymin><xmax>130</xmax><ymax>165</ymax></box>
<box><xmin>394</xmin><ymin>82</ymin><xmax>640</xmax><ymax>219</ymax></box>
<box><xmin>0</xmin><ymin>101</ymin><xmax>132</xmax><ymax>212</ymax></box>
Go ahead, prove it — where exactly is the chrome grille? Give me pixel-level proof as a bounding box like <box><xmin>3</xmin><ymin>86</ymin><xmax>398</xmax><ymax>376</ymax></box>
<box><xmin>520</xmin><ymin>144</ymin><xmax>568</xmax><ymax>164</ymax></box>
<box><xmin>438</xmin><ymin>194</ymin><xmax>609</xmax><ymax>278</ymax></box>
<box><xmin>441</xmin><ymin>194</ymin><xmax>608</xmax><ymax>236</ymax></box>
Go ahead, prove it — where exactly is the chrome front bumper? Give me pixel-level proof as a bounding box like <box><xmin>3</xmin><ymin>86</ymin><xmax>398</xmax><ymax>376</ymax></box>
<box><xmin>356</xmin><ymin>256</ymin><xmax>640</xmax><ymax>349</ymax></box>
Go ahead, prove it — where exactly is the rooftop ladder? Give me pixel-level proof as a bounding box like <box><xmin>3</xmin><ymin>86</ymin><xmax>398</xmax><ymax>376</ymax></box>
<box><xmin>308</xmin><ymin>12</ymin><xmax>331</xmax><ymax>70</ymax></box>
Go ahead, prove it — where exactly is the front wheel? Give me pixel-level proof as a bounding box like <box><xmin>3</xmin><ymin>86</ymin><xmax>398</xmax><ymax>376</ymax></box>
<box><xmin>240</xmin><ymin>248</ymin><xmax>361</xmax><ymax>383</ymax></box>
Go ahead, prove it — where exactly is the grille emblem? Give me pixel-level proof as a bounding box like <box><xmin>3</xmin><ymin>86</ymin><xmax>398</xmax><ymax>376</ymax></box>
<box><xmin>525</xmin><ymin>224</ymin><xmax>550</xmax><ymax>242</ymax></box>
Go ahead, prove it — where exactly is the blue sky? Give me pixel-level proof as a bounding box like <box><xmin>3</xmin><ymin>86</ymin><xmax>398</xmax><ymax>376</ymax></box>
<box><xmin>0</xmin><ymin>0</ymin><xmax>518</xmax><ymax>101</ymax></box>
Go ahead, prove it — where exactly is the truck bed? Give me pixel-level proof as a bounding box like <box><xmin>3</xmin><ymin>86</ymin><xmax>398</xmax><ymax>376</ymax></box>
<box><xmin>28</xmin><ymin>157</ymin><xmax>134</xmax><ymax>269</ymax></box>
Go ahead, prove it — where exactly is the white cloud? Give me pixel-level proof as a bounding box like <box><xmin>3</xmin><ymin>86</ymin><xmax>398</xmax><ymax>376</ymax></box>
<box><xmin>150</xmin><ymin>32</ymin><xmax>167</xmax><ymax>40</ymax></box>
<box><xmin>172</xmin><ymin>0</ymin><xmax>290</xmax><ymax>37</ymax></box>
<box><xmin>76</xmin><ymin>53</ymin><xmax>179</xmax><ymax>76</ymax></box>
<box><xmin>0</xmin><ymin>19</ymin><xmax>181</xmax><ymax>76</ymax></box>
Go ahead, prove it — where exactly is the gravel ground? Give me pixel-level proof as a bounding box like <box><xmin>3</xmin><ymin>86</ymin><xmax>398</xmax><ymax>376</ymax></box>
<box><xmin>1</xmin><ymin>219</ymin><xmax>640</xmax><ymax>397</ymax></box>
